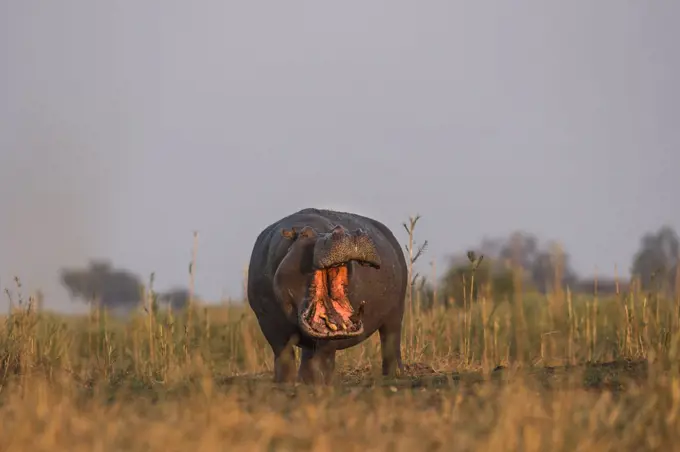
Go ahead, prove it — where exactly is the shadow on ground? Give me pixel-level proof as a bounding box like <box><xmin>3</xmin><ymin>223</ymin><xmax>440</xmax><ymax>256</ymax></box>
<box><xmin>50</xmin><ymin>359</ymin><xmax>651</xmax><ymax>406</ymax></box>
<box><xmin>217</xmin><ymin>359</ymin><xmax>650</xmax><ymax>394</ymax></box>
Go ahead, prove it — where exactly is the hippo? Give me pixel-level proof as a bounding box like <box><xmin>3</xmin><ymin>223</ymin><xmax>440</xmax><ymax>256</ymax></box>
<box><xmin>247</xmin><ymin>208</ymin><xmax>407</xmax><ymax>384</ymax></box>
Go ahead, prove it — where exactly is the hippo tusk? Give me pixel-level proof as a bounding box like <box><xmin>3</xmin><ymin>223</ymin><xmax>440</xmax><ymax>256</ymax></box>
<box><xmin>319</xmin><ymin>313</ymin><xmax>338</xmax><ymax>331</ymax></box>
<box><xmin>350</xmin><ymin>300</ymin><xmax>366</xmax><ymax>323</ymax></box>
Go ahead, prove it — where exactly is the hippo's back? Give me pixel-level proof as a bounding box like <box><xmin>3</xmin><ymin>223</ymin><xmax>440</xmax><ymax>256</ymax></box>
<box><xmin>249</xmin><ymin>207</ymin><xmax>406</xmax><ymax>279</ymax></box>
<box><xmin>294</xmin><ymin>208</ymin><xmax>404</xmax><ymax>260</ymax></box>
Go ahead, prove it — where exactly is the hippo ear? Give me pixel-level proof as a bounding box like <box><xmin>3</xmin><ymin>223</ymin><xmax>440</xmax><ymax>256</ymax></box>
<box><xmin>280</xmin><ymin>228</ymin><xmax>298</xmax><ymax>240</ymax></box>
<box><xmin>331</xmin><ymin>225</ymin><xmax>347</xmax><ymax>239</ymax></box>
<box><xmin>298</xmin><ymin>226</ymin><xmax>318</xmax><ymax>239</ymax></box>
<box><xmin>352</xmin><ymin>228</ymin><xmax>368</xmax><ymax>238</ymax></box>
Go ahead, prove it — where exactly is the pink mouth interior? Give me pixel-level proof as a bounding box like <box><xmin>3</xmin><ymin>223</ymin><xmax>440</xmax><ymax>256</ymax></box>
<box><xmin>304</xmin><ymin>265</ymin><xmax>360</xmax><ymax>334</ymax></box>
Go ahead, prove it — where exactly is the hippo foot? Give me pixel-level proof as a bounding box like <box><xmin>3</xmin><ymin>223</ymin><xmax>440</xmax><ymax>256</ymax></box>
<box><xmin>382</xmin><ymin>365</ymin><xmax>404</xmax><ymax>381</ymax></box>
<box><xmin>297</xmin><ymin>347</ymin><xmax>337</xmax><ymax>385</ymax></box>
<box><xmin>273</xmin><ymin>347</ymin><xmax>298</xmax><ymax>384</ymax></box>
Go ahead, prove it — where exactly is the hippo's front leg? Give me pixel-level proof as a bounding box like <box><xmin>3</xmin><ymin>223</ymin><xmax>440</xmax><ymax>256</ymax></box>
<box><xmin>274</xmin><ymin>343</ymin><xmax>297</xmax><ymax>384</ymax></box>
<box><xmin>257</xmin><ymin>316</ymin><xmax>298</xmax><ymax>384</ymax></box>
<box><xmin>298</xmin><ymin>346</ymin><xmax>337</xmax><ymax>385</ymax></box>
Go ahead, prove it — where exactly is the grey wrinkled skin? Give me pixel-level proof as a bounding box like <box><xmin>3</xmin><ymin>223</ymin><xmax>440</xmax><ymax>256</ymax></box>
<box><xmin>247</xmin><ymin>208</ymin><xmax>407</xmax><ymax>385</ymax></box>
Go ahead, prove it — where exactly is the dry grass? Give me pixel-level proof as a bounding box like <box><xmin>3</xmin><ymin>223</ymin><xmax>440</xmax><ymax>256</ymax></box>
<box><xmin>1</xmin><ymin>276</ymin><xmax>680</xmax><ymax>451</ymax></box>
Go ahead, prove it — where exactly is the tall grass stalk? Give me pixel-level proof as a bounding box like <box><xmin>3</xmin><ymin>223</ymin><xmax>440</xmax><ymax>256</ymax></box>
<box><xmin>402</xmin><ymin>214</ymin><xmax>428</xmax><ymax>363</ymax></box>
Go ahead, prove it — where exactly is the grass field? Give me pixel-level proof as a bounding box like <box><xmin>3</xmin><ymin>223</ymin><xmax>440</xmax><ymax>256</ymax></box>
<box><xmin>1</xmin><ymin>275</ymin><xmax>680</xmax><ymax>451</ymax></box>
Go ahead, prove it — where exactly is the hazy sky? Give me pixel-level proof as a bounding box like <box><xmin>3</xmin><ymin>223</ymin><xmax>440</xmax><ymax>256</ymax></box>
<box><xmin>1</xmin><ymin>1</ymin><xmax>678</xmax><ymax>312</ymax></box>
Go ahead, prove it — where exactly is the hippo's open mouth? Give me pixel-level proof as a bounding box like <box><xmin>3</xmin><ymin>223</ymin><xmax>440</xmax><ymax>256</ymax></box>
<box><xmin>299</xmin><ymin>264</ymin><xmax>365</xmax><ymax>339</ymax></box>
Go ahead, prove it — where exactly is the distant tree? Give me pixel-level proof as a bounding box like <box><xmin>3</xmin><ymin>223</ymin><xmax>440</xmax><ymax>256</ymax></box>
<box><xmin>440</xmin><ymin>253</ymin><xmax>515</xmax><ymax>306</ymax></box>
<box><xmin>529</xmin><ymin>242</ymin><xmax>579</xmax><ymax>294</ymax></box>
<box><xmin>631</xmin><ymin>225</ymin><xmax>680</xmax><ymax>295</ymax></box>
<box><xmin>59</xmin><ymin>260</ymin><xmax>143</xmax><ymax>311</ymax></box>
<box><xmin>496</xmin><ymin>232</ymin><xmax>578</xmax><ymax>293</ymax></box>
<box><xmin>157</xmin><ymin>288</ymin><xmax>193</xmax><ymax>311</ymax></box>
<box><xmin>438</xmin><ymin>231</ymin><xmax>580</xmax><ymax>306</ymax></box>
<box><xmin>498</xmin><ymin>231</ymin><xmax>540</xmax><ymax>270</ymax></box>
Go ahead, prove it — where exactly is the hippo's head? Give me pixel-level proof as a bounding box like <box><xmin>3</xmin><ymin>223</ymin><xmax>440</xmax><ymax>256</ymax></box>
<box><xmin>274</xmin><ymin>224</ymin><xmax>382</xmax><ymax>340</ymax></box>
